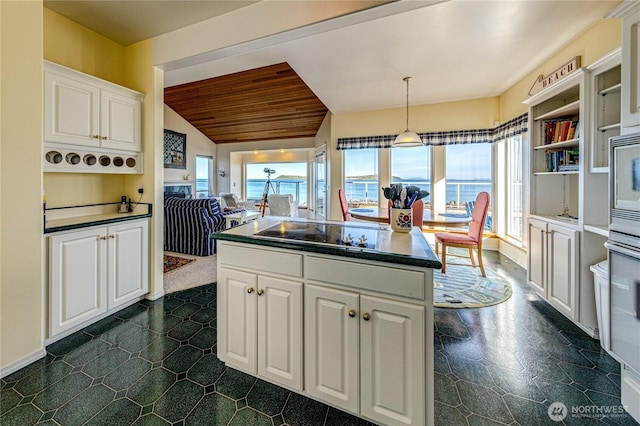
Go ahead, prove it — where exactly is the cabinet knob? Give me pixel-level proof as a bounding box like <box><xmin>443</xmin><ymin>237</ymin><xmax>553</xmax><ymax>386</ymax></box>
<box><xmin>348</xmin><ymin>309</ymin><xmax>356</xmax><ymax>318</ymax></box>
<box><xmin>109</xmin><ymin>234</ymin><xmax>116</xmax><ymax>239</ymax></box>
<box><xmin>101</xmin><ymin>136</ymin><xmax>109</xmax><ymax>140</ymax></box>
<box><xmin>92</xmin><ymin>134</ymin><xmax>100</xmax><ymax>139</ymax></box>
<box><xmin>257</xmin><ymin>289</ymin><xmax>264</xmax><ymax>296</ymax></box>
<box><xmin>362</xmin><ymin>313</ymin><xmax>370</xmax><ymax>321</ymax></box>
<box><xmin>247</xmin><ymin>287</ymin><xmax>254</xmax><ymax>294</ymax></box>
<box><xmin>99</xmin><ymin>235</ymin><xmax>108</xmax><ymax>240</ymax></box>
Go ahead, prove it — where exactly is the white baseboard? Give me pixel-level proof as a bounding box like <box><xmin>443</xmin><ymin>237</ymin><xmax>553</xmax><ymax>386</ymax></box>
<box><xmin>146</xmin><ymin>289</ymin><xmax>165</xmax><ymax>301</ymax></box>
<box><xmin>1</xmin><ymin>348</ymin><xmax>46</xmax><ymax>379</ymax></box>
<box><xmin>497</xmin><ymin>239</ymin><xmax>527</xmax><ymax>268</ymax></box>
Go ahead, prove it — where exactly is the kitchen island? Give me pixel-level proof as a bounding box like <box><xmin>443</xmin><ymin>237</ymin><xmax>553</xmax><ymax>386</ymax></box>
<box><xmin>212</xmin><ymin>217</ymin><xmax>441</xmax><ymax>426</ymax></box>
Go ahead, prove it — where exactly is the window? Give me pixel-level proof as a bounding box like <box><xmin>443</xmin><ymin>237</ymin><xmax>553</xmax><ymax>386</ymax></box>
<box><xmin>245</xmin><ymin>162</ymin><xmax>307</xmax><ymax>204</ymax></box>
<box><xmin>506</xmin><ymin>136</ymin><xmax>523</xmax><ymax>239</ymax></box>
<box><xmin>445</xmin><ymin>143</ymin><xmax>492</xmax><ymax>229</ymax></box>
<box><xmin>195</xmin><ymin>155</ymin><xmax>213</xmax><ymax>198</ymax></box>
<box><xmin>391</xmin><ymin>146</ymin><xmax>431</xmax><ymax>208</ymax></box>
<box><xmin>343</xmin><ymin>148</ymin><xmax>378</xmax><ymax>207</ymax></box>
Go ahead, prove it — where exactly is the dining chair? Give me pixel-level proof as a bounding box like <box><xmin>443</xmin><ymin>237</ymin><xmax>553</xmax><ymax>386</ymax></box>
<box><xmin>387</xmin><ymin>199</ymin><xmax>424</xmax><ymax>227</ymax></box>
<box><xmin>434</xmin><ymin>192</ymin><xmax>490</xmax><ymax>277</ymax></box>
<box><xmin>338</xmin><ymin>189</ymin><xmax>352</xmax><ymax>221</ymax></box>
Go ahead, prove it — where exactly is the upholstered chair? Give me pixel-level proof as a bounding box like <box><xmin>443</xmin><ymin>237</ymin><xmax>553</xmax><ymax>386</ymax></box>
<box><xmin>434</xmin><ymin>192</ymin><xmax>490</xmax><ymax>276</ymax></box>
<box><xmin>268</xmin><ymin>194</ymin><xmax>299</xmax><ymax>217</ymax></box>
<box><xmin>219</xmin><ymin>192</ymin><xmax>252</xmax><ymax>211</ymax></box>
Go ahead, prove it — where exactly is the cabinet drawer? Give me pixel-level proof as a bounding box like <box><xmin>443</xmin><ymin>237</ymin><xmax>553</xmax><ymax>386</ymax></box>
<box><xmin>306</xmin><ymin>256</ymin><xmax>425</xmax><ymax>300</ymax></box>
<box><xmin>218</xmin><ymin>243</ymin><xmax>302</xmax><ymax>278</ymax></box>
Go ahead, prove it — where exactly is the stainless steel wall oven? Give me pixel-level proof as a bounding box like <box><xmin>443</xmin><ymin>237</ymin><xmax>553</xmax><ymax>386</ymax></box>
<box><xmin>607</xmin><ymin>132</ymin><xmax>640</xmax><ymax>421</ymax></box>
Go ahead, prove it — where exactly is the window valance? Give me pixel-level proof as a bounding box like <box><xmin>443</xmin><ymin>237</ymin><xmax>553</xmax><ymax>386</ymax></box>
<box><xmin>336</xmin><ymin>113</ymin><xmax>528</xmax><ymax>150</ymax></box>
<box><xmin>492</xmin><ymin>113</ymin><xmax>528</xmax><ymax>143</ymax></box>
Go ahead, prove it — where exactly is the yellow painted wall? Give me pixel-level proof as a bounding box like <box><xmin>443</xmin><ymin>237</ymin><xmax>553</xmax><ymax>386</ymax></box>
<box><xmin>43</xmin><ymin>7</ymin><xmax>126</xmax><ymax>86</ymax></box>
<box><xmin>1</xmin><ymin>1</ymin><xmax>45</xmax><ymax>371</ymax></box>
<box><xmin>123</xmin><ymin>40</ymin><xmax>163</xmax><ymax>298</ymax></box>
<box><xmin>42</xmin><ymin>8</ymin><xmax>131</xmax><ymax>207</ymax></box>
<box><xmin>500</xmin><ymin>18</ymin><xmax>622</xmax><ymax>120</ymax></box>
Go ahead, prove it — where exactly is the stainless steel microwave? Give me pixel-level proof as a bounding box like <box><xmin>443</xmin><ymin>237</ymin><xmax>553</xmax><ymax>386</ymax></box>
<box><xmin>610</xmin><ymin>132</ymin><xmax>640</xmax><ymax>238</ymax></box>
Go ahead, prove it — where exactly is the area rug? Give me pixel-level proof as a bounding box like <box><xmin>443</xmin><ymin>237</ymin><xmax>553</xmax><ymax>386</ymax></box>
<box><xmin>434</xmin><ymin>261</ymin><xmax>512</xmax><ymax>308</ymax></box>
<box><xmin>163</xmin><ymin>252</ymin><xmax>217</xmax><ymax>294</ymax></box>
<box><xmin>163</xmin><ymin>254</ymin><xmax>195</xmax><ymax>273</ymax></box>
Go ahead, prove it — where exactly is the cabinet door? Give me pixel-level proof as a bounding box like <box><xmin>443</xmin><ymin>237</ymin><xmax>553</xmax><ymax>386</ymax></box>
<box><xmin>622</xmin><ymin>6</ymin><xmax>640</xmax><ymax>129</ymax></box>
<box><xmin>360</xmin><ymin>296</ymin><xmax>425</xmax><ymax>426</ymax></box>
<box><xmin>44</xmin><ymin>71</ymin><xmax>100</xmax><ymax>147</ymax></box>
<box><xmin>217</xmin><ymin>268</ymin><xmax>258</xmax><ymax>373</ymax></box>
<box><xmin>257</xmin><ymin>275</ymin><xmax>303</xmax><ymax>390</ymax></box>
<box><xmin>304</xmin><ymin>284</ymin><xmax>359</xmax><ymax>413</ymax></box>
<box><xmin>547</xmin><ymin>224</ymin><xmax>579</xmax><ymax>319</ymax></box>
<box><xmin>107</xmin><ymin>220</ymin><xmax>149</xmax><ymax>310</ymax></box>
<box><xmin>100</xmin><ymin>89</ymin><xmax>142</xmax><ymax>152</ymax></box>
<box><xmin>527</xmin><ymin>218</ymin><xmax>546</xmax><ymax>295</ymax></box>
<box><xmin>49</xmin><ymin>228</ymin><xmax>107</xmax><ymax>336</ymax></box>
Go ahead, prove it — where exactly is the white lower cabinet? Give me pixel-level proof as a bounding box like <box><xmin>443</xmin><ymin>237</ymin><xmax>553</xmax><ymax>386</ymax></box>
<box><xmin>527</xmin><ymin>217</ymin><xmax>579</xmax><ymax>320</ymax></box>
<box><xmin>217</xmin><ymin>241</ymin><xmax>432</xmax><ymax>425</ymax></box>
<box><xmin>304</xmin><ymin>285</ymin><xmax>359</xmax><ymax>412</ymax></box>
<box><xmin>304</xmin><ymin>284</ymin><xmax>425</xmax><ymax>425</ymax></box>
<box><xmin>217</xmin><ymin>267</ymin><xmax>303</xmax><ymax>390</ymax></box>
<box><xmin>360</xmin><ymin>295</ymin><xmax>425</xmax><ymax>426</ymax></box>
<box><xmin>49</xmin><ymin>219</ymin><xmax>149</xmax><ymax>337</ymax></box>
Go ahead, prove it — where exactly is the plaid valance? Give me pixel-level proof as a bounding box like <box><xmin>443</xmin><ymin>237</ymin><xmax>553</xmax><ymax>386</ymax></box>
<box><xmin>336</xmin><ymin>135</ymin><xmax>396</xmax><ymax>150</ymax></box>
<box><xmin>421</xmin><ymin>129</ymin><xmax>494</xmax><ymax>146</ymax></box>
<box><xmin>492</xmin><ymin>113</ymin><xmax>528</xmax><ymax>143</ymax></box>
<box><xmin>336</xmin><ymin>113</ymin><xmax>528</xmax><ymax>150</ymax></box>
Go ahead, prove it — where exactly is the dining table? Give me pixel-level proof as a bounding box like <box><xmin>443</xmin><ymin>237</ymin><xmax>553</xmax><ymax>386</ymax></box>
<box><xmin>347</xmin><ymin>207</ymin><xmax>471</xmax><ymax>228</ymax></box>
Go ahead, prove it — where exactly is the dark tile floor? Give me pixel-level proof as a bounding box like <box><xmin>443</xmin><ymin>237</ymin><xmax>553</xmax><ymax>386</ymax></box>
<box><xmin>1</xmin><ymin>252</ymin><xmax>638</xmax><ymax>425</ymax></box>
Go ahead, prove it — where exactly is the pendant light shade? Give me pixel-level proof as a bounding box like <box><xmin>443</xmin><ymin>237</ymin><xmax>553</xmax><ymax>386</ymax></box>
<box><xmin>393</xmin><ymin>76</ymin><xmax>423</xmax><ymax>147</ymax></box>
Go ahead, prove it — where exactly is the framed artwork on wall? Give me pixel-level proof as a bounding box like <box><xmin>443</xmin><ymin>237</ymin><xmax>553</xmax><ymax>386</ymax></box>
<box><xmin>164</xmin><ymin>129</ymin><xmax>187</xmax><ymax>169</ymax></box>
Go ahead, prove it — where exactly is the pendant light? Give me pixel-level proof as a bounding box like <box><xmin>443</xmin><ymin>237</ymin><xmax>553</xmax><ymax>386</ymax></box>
<box><xmin>392</xmin><ymin>76</ymin><xmax>423</xmax><ymax>147</ymax></box>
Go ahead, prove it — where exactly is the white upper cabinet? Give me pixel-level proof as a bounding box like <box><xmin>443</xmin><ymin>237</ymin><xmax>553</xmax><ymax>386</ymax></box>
<box><xmin>587</xmin><ymin>49</ymin><xmax>621</xmax><ymax>173</ymax></box>
<box><xmin>99</xmin><ymin>88</ymin><xmax>142</xmax><ymax>152</ymax></box>
<box><xmin>618</xmin><ymin>3</ymin><xmax>640</xmax><ymax>131</ymax></box>
<box><xmin>43</xmin><ymin>61</ymin><xmax>144</xmax><ymax>174</ymax></box>
<box><xmin>44</xmin><ymin>70</ymin><xmax>101</xmax><ymax>148</ymax></box>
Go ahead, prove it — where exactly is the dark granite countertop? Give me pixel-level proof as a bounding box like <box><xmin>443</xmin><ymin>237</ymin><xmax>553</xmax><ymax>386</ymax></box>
<box><xmin>212</xmin><ymin>217</ymin><xmax>442</xmax><ymax>269</ymax></box>
<box><xmin>44</xmin><ymin>203</ymin><xmax>152</xmax><ymax>234</ymax></box>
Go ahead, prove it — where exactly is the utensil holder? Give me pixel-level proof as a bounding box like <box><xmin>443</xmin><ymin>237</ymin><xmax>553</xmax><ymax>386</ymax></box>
<box><xmin>390</xmin><ymin>208</ymin><xmax>412</xmax><ymax>232</ymax></box>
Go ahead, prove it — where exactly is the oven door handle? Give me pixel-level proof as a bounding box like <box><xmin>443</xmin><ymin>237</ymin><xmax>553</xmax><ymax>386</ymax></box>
<box><xmin>605</xmin><ymin>241</ymin><xmax>640</xmax><ymax>260</ymax></box>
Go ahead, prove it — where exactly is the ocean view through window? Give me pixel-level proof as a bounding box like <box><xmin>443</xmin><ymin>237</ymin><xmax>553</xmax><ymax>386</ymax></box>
<box><xmin>445</xmin><ymin>143</ymin><xmax>492</xmax><ymax>228</ymax></box>
<box><xmin>344</xmin><ymin>148</ymin><xmax>378</xmax><ymax>207</ymax></box>
<box><xmin>245</xmin><ymin>162</ymin><xmax>308</xmax><ymax>205</ymax></box>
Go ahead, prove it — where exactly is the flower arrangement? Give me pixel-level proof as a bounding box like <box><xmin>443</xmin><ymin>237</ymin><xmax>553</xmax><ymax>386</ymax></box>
<box><xmin>382</xmin><ymin>183</ymin><xmax>429</xmax><ymax>209</ymax></box>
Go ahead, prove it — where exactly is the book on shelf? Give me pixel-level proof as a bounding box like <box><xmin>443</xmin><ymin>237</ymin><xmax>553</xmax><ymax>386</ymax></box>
<box><xmin>560</xmin><ymin>121</ymin><xmax>571</xmax><ymax>141</ymax></box>
<box><xmin>545</xmin><ymin>148</ymin><xmax>579</xmax><ymax>172</ymax></box>
<box><xmin>558</xmin><ymin>164</ymin><xmax>579</xmax><ymax>172</ymax></box>
<box><xmin>543</xmin><ymin>119</ymin><xmax>579</xmax><ymax>144</ymax></box>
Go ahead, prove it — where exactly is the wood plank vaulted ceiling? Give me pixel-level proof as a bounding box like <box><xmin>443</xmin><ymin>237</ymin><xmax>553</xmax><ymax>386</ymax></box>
<box><xmin>164</xmin><ymin>63</ymin><xmax>328</xmax><ymax>144</ymax></box>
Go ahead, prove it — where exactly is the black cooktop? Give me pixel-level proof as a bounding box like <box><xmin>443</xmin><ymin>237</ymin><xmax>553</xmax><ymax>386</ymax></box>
<box><xmin>254</xmin><ymin>221</ymin><xmax>381</xmax><ymax>250</ymax></box>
